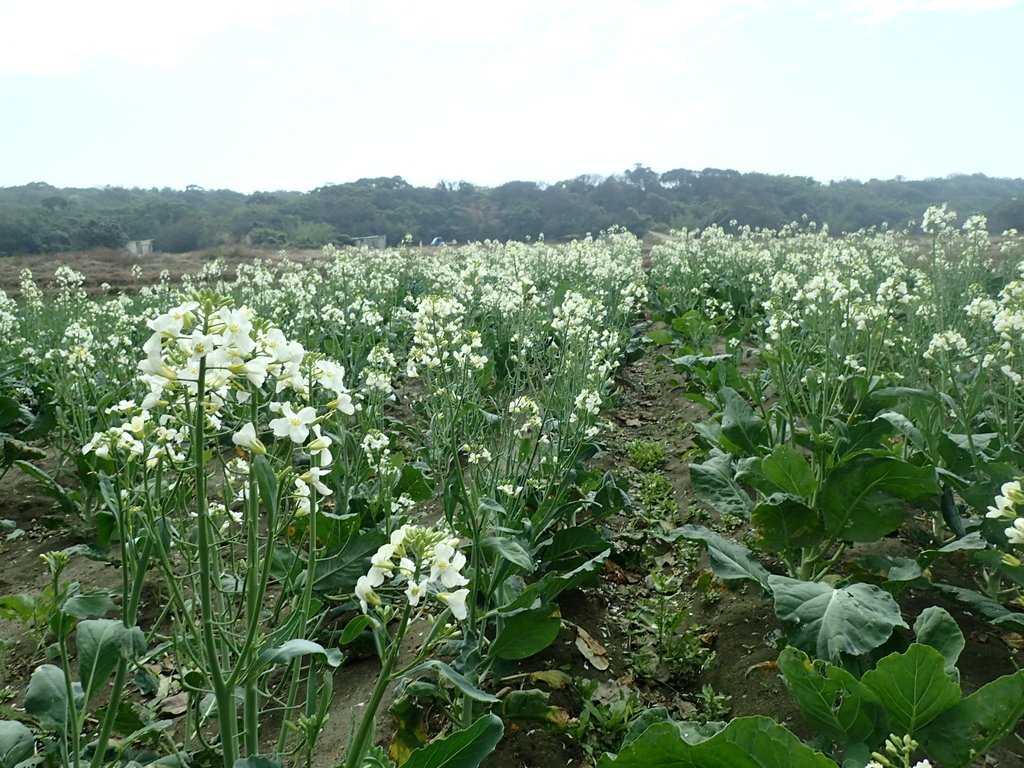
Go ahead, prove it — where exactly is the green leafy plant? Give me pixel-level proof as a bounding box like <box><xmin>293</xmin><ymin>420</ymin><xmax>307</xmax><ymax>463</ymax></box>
<box><xmin>778</xmin><ymin>607</ymin><xmax>1024</xmax><ymax>767</ymax></box>
<box><xmin>625</xmin><ymin>439</ymin><xmax>667</xmax><ymax>471</ymax></box>
<box><xmin>624</xmin><ymin>574</ymin><xmax>715</xmax><ymax>682</ymax></box>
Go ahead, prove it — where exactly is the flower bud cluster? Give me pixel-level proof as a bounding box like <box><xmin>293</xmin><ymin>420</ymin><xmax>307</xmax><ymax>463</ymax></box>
<box><xmin>355</xmin><ymin>524</ymin><xmax>470</xmax><ymax>620</ymax></box>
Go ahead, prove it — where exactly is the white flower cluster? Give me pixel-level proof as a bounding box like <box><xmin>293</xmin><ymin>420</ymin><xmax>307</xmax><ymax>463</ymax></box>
<box><xmin>360</xmin><ymin>429</ymin><xmax>396</xmax><ymax>477</ymax></box>
<box><xmin>986</xmin><ymin>480</ymin><xmax>1024</xmax><ymax>546</ymax></box>
<box><xmin>406</xmin><ymin>295</ymin><xmax>488</xmax><ymax>378</ymax></box>
<box><xmin>0</xmin><ymin>290</ymin><xmax>19</xmax><ymax>340</ymax></box>
<box><xmin>137</xmin><ymin>301</ymin><xmax>355</xmax><ymax>417</ymax></box>
<box><xmin>363</xmin><ymin>344</ymin><xmax>398</xmax><ymax>397</ymax></box>
<box><xmin>82</xmin><ymin>408</ymin><xmax>188</xmax><ymax>468</ymax></box>
<box><xmin>921</xmin><ymin>203</ymin><xmax>956</xmax><ymax>235</ymax></box>
<box><xmin>45</xmin><ymin>321</ymin><xmax>97</xmax><ymax>375</ymax></box>
<box><xmin>922</xmin><ymin>330</ymin><xmax>969</xmax><ymax>361</ymax></box>
<box><xmin>508</xmin><ymin>396</ymin><xmax>543</xmax><ymax>439</ymax></box>
<box><xmin>355</xmin><ymin>524</ymin><xmax>470</xmax><ymax>620</ymax></box>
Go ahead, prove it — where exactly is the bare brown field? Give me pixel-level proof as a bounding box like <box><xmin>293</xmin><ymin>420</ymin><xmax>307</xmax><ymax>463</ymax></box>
<box><xmin>0</xmin><ymin>246</ymin><xmax>325</xmax><ymax>296</ymax></box>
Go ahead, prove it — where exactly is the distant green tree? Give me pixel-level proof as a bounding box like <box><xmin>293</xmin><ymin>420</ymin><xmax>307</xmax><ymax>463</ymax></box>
<box><xmin>70</xmin><ymin>216</ymin><xmax>128</xmax><ymax>250</ymax></box>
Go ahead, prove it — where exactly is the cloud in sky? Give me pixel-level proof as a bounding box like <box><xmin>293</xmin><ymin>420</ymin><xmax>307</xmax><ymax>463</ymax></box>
<box><xmin>0</xmin><ymin>0</ymin><xmax>329</xmax><ymax>75</ymax></box>
<box><xmin>0</xmin><ymin>0</ymin><xmax>1021</xmax><ymax>190</ymax></box>
<box><xmin>838</xmin><ymin>0</ymin><xmax>1022</xmax><ymax>23</ymax></box>
<box><xmin>0</xmin><ymin>0</ymin><xmax>768</xmax><ymax>76</ymax></box>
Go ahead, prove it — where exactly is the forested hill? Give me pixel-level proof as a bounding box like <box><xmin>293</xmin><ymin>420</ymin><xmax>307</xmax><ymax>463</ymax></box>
<box><xmin>3</xmin><ymin>168</ymin><xmax>1024</xmax><ymax>255</ymax></box>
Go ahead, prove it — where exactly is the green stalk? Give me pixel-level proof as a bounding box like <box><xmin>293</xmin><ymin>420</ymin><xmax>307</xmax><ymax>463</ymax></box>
<box><xmin>89</xmin><ymin>531</ymin><xmax>154</xmax><ymax>768</ymax></box>
<box><xmin>193</xmin><ymin>354</ymin><xmax>238</xmax><ymax>767</ymax></box>
<box><xmin>343</xmin><ymin>602</ymin><xmax>412</xmax><ymax>768</ymax></box>
<box><xmin>54</xmin><ymin>565</ymin><xmax>82</xmax><ymax>768</ymax></box>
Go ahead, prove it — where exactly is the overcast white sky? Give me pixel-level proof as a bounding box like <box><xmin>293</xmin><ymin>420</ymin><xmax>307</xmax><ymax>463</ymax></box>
<box><xmin>0</xmin><ymin>0</ymin><xmax>1020</xmax><ymax>192</ymax></box>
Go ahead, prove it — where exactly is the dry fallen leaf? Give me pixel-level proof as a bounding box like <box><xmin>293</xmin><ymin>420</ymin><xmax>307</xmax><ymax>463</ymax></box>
<box><xmin>575</xmin><ymin>626</ymin><xmax>610</xmax><ymax>671</ymax></box>
<box><xmin>745</xmin><ymin>660</ymin><xmax>779</xmax><ymax>677</ymax></box>
<box><xmin>698</xmin><ymin>631</ymin><xmax>718</xmax><ymax>647</ymax></box>
<box><xmin>1001</xmin><ymin>632</ymin><xmax>1024</xmax><ymax>650</ymax></box>
<box><xmin>529</xmin><ymin>669</ymin><xmax>573</xmax><ymax>689</ymax></box>
<box><xmin>158</xmin><ymin>692</ymin><xmax>189</xmax><ymax>716</ymax></box>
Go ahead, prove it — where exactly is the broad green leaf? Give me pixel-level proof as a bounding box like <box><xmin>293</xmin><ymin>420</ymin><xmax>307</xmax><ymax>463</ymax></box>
<box><xmin>777</xmin><ymin>647</ymin><xmax>888</xmax><ymax>748</ymax></box>
<box><xmin>690</xmin><ymin>454</ymin><xmax>753</xmax><ymax>519</ymax></box>
<box><xmin>0</xmin><ymin>720</ymin><xmax>34</xmax><ymax>768</ymax></box>
<box><xmin>852</xmin><ymin>554</ymin><xmax>923</xmax><ymax>586</ymax></box>
<box><xmin>918</xmin><ymin>669</ymin><xmax>1024</xmax><ymax>767</ymax></box>
<box><xmin>502</xmin><ymin>549</ymin><xmax>610</xmax><ymax>611</ymax></box>
<box><xmin>0</xmin><ymin>594</ymin><xmax>36</xmax><ymax>623</ymax></box>
<box><xmin>340</xmin><ymin>614</ymin><xmax>374</xmax><ymax>645</ymax></box>
<box><xmin>674</xmin><ymin>525</ymin><xmax>770</xmax><ymax>590</ymax></box>
<box><xmin>595</xmin><ymin>716</ymin><xmax>837</xmax><ymax>767</ymax></box>
<box><xmin>478</xmin><ymin>536</ymin><xmax>533</xmax><ymax>573</ymax></box>
<box><xmin>751</xmin><ymin>495</ymin><xmax>824</xmax><ymax>554</ymax></box>
<box><xmin>648</xmin><ymin>328</ymin><xmax>675</xmax><ymax>346</ymax></box>
<box><xmin>477</xmin><ymin>496</ymin><xmax>506</xmax><ymax>522</ymax></box>
<box><xmin>769</xmin><ymin>576</ymin><xmax>907</xmax><ymax>661</ymax></box>
<box><xmin>14</xmin><ymin>461</ymin><xmax>77</xmax><ymax>517</ymax></box>
<box><xmin>63</xmin><ymin>593</ymin><xmax>117</xmax><ymax>619</ymax></box>
<box><xmin>861</xmin><ymin>644</ymin><xmax>961</xmax><ymax>734</ymax></box>
<box><xmin>253</xmin><ymin>639</ymin><xmax>342</xmax><ymax>679</ymax></box>
<box><xmin>402</xmin><ymin>713</ymin><xmax>503</xmax><ymax>768</ymax></box>
<box><xmin>489</xmin><ymin>605</ymin><xmax>561</xmax><ymax>660</ymax></box>
<box><xmin>0</xmin><ymin>397</ymin><xmax>32</xmax><ymax>429</ymax></box>
<box><xmin>912</xmin><ymin>607</ymin><xmax>964</xmax><ymax>680</ymax></box>
<box><xmin>24</xmin><ymin>664</ymin><xmax>70</xmax><ymax>735</ymax></box>
<box><xmin>688</xmin><ymin>454</ymin><xmax>753</xmax><ymax>520</ymax></box>
<box><xmin>916</xmin><ymin>532</ymin><xmax>986</xmax><ymax>568</ymax></box>
<box><xmin>874</xmin><ymin>411</ymin><xmax>926</xmax><ymax>453</ymax></box>
<box><xmin>313</xmin><ymin>531</ymin><xmax>387</xmax><ymax>591</ymax></box>
<box><xmin>391</xmin><ymin>691</ymin><xmax>429</xmax><ymax>762</ymax></box>
<box><xmin>78</xmin><ymin>619</ymin><xmax>144</xmax><ymax>706</ymax></box>
<box><xmin>819</xmin><ymin>456</ymin><xmax>938</xmax><ymax>542</ymax></box>
<box><xmin>544</xmin><ymin>527</ymin><xmax>609</xmax><ymax>562</ymax></box>
<box><xmin>757</xmin><ymin>445</ymin><xmax>817</xmax><ymax>498</ymax></box>
<box><xmin>720</xmin><ymin>387</ymin><xmax>768</xmax><ymax>454</ymax></box>
<box><xmin>402</xmin><ymin>661</ymin><xmax>498</xmax><ymax>703</ymax></box>
<box><xmin>397</xmin><ymin>462</ymin><xmax>434</xmax><ymax>502</ymax></box>
<box><xmin>932</xmin><ymin>584</ymin><xmax>1024</xmax><ymax>632</ymax></box>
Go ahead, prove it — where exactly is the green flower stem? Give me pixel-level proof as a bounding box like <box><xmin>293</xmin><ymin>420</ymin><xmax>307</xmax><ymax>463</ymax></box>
<box><xmin>275</xmin><ymin>659</ymin><xmax>304</xmax><ymax>756</ymax></box>
<box><xmin>53</xmin><ymin>565</ymin><xmax>82</xmax><ymax>768</ymax></box>
<box><xmin>344</xmin><ymin>601</ymin><xmax>412</xmax><ymax>768</ymax></box>
<box><xmin>193</xmin><ymin>354</ymin><xmax>239</xmax><ymax>767</ymax></box>
<box><xmin>89</xmin><ymin>528</ymin><xmax>154</xmax><ymax>768</ymax></box>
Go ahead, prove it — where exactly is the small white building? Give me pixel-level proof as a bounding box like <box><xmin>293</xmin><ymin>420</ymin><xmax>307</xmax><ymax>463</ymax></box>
<box><xmin>126</xmin><ymin>239</ymin><xmax>154</xmax><ymax>256</ymax></box>
<box><xmin>351</xmin><ymin>235</ymin><xmax>387</xmax><ymax>249</ymax></box>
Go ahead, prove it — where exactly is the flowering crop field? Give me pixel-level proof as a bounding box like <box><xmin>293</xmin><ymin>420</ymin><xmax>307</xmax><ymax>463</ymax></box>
<box><xmin>1</xmin><ymin>212</ymin><xmax>1023</xmax><ymax>768</ymax></box>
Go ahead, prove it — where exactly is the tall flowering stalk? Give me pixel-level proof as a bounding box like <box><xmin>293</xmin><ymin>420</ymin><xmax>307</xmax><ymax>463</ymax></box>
<box><xmin>83</xmin><ymin>293</ymin><xmax>353</xmax><ymax>766</ymax></box>
<box><xmin>344</xmin><ymin>525</ymin><xmax>470</xmax><ymax>768</ymax></box>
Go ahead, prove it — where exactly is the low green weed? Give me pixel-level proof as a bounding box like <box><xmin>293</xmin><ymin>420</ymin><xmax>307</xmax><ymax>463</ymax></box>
<box><xmin>626</xmin><ymin>439</ymin><xmax>667</xmax><ymax>471</ymax></box>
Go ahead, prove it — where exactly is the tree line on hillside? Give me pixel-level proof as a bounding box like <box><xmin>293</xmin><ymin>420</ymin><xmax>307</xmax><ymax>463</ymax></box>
<box><xmin>2</xmin><ymin>167</ymin><xmax>1023</xmax><ymax>255</ymax></box>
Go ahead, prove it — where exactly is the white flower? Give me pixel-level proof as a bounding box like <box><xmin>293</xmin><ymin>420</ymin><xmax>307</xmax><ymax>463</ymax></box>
<box><xmin>437</xmin><ymin>588</ymin><xmax>470</xmax><ymax>620</ymax></box>
<box><xmin>431</xmin><ymin>542</ymin><xmax>469</xmax><ymax>588</ymax></box>
<box><xmin>405</xmin><ymin>578</ymin><xmax>427</xmax><ymax>607</ymax></box>
<box><xmin>390</xmin><ymin>525</ymin><xmax>410</xmax><ymax>547</ymax></box>
<box><xmin>371</xmin><ymin>544</ymin><xmax>397</xmax><ymax>574</ymax></box>
<box><xmin>1007</xmin><ymin>519</ymin><xmax>1024</xmax><ymax>546</ymax></box>
<box><xmin>301</xmin><ymin>466</ymin><xmax>333</xmax><ymax>495</ymax></box>
<box><xmin>355</xmin><ymin>575</ymin><xmax>381</xmax><ymax>613</ymax></box>
<box><xmin>232</xmin><ymin>422</ymin><xmax>266</xmax><ymax>454</ymax></box>
<box><xmin>306</xmin><ymin>426</ymin><xmax>334</xmax><ymax>466</ymax></box>
<box><xmin>269</xmin><ymin>402</ymin><xmax>318</xmax><ymax>444</ymax></box>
